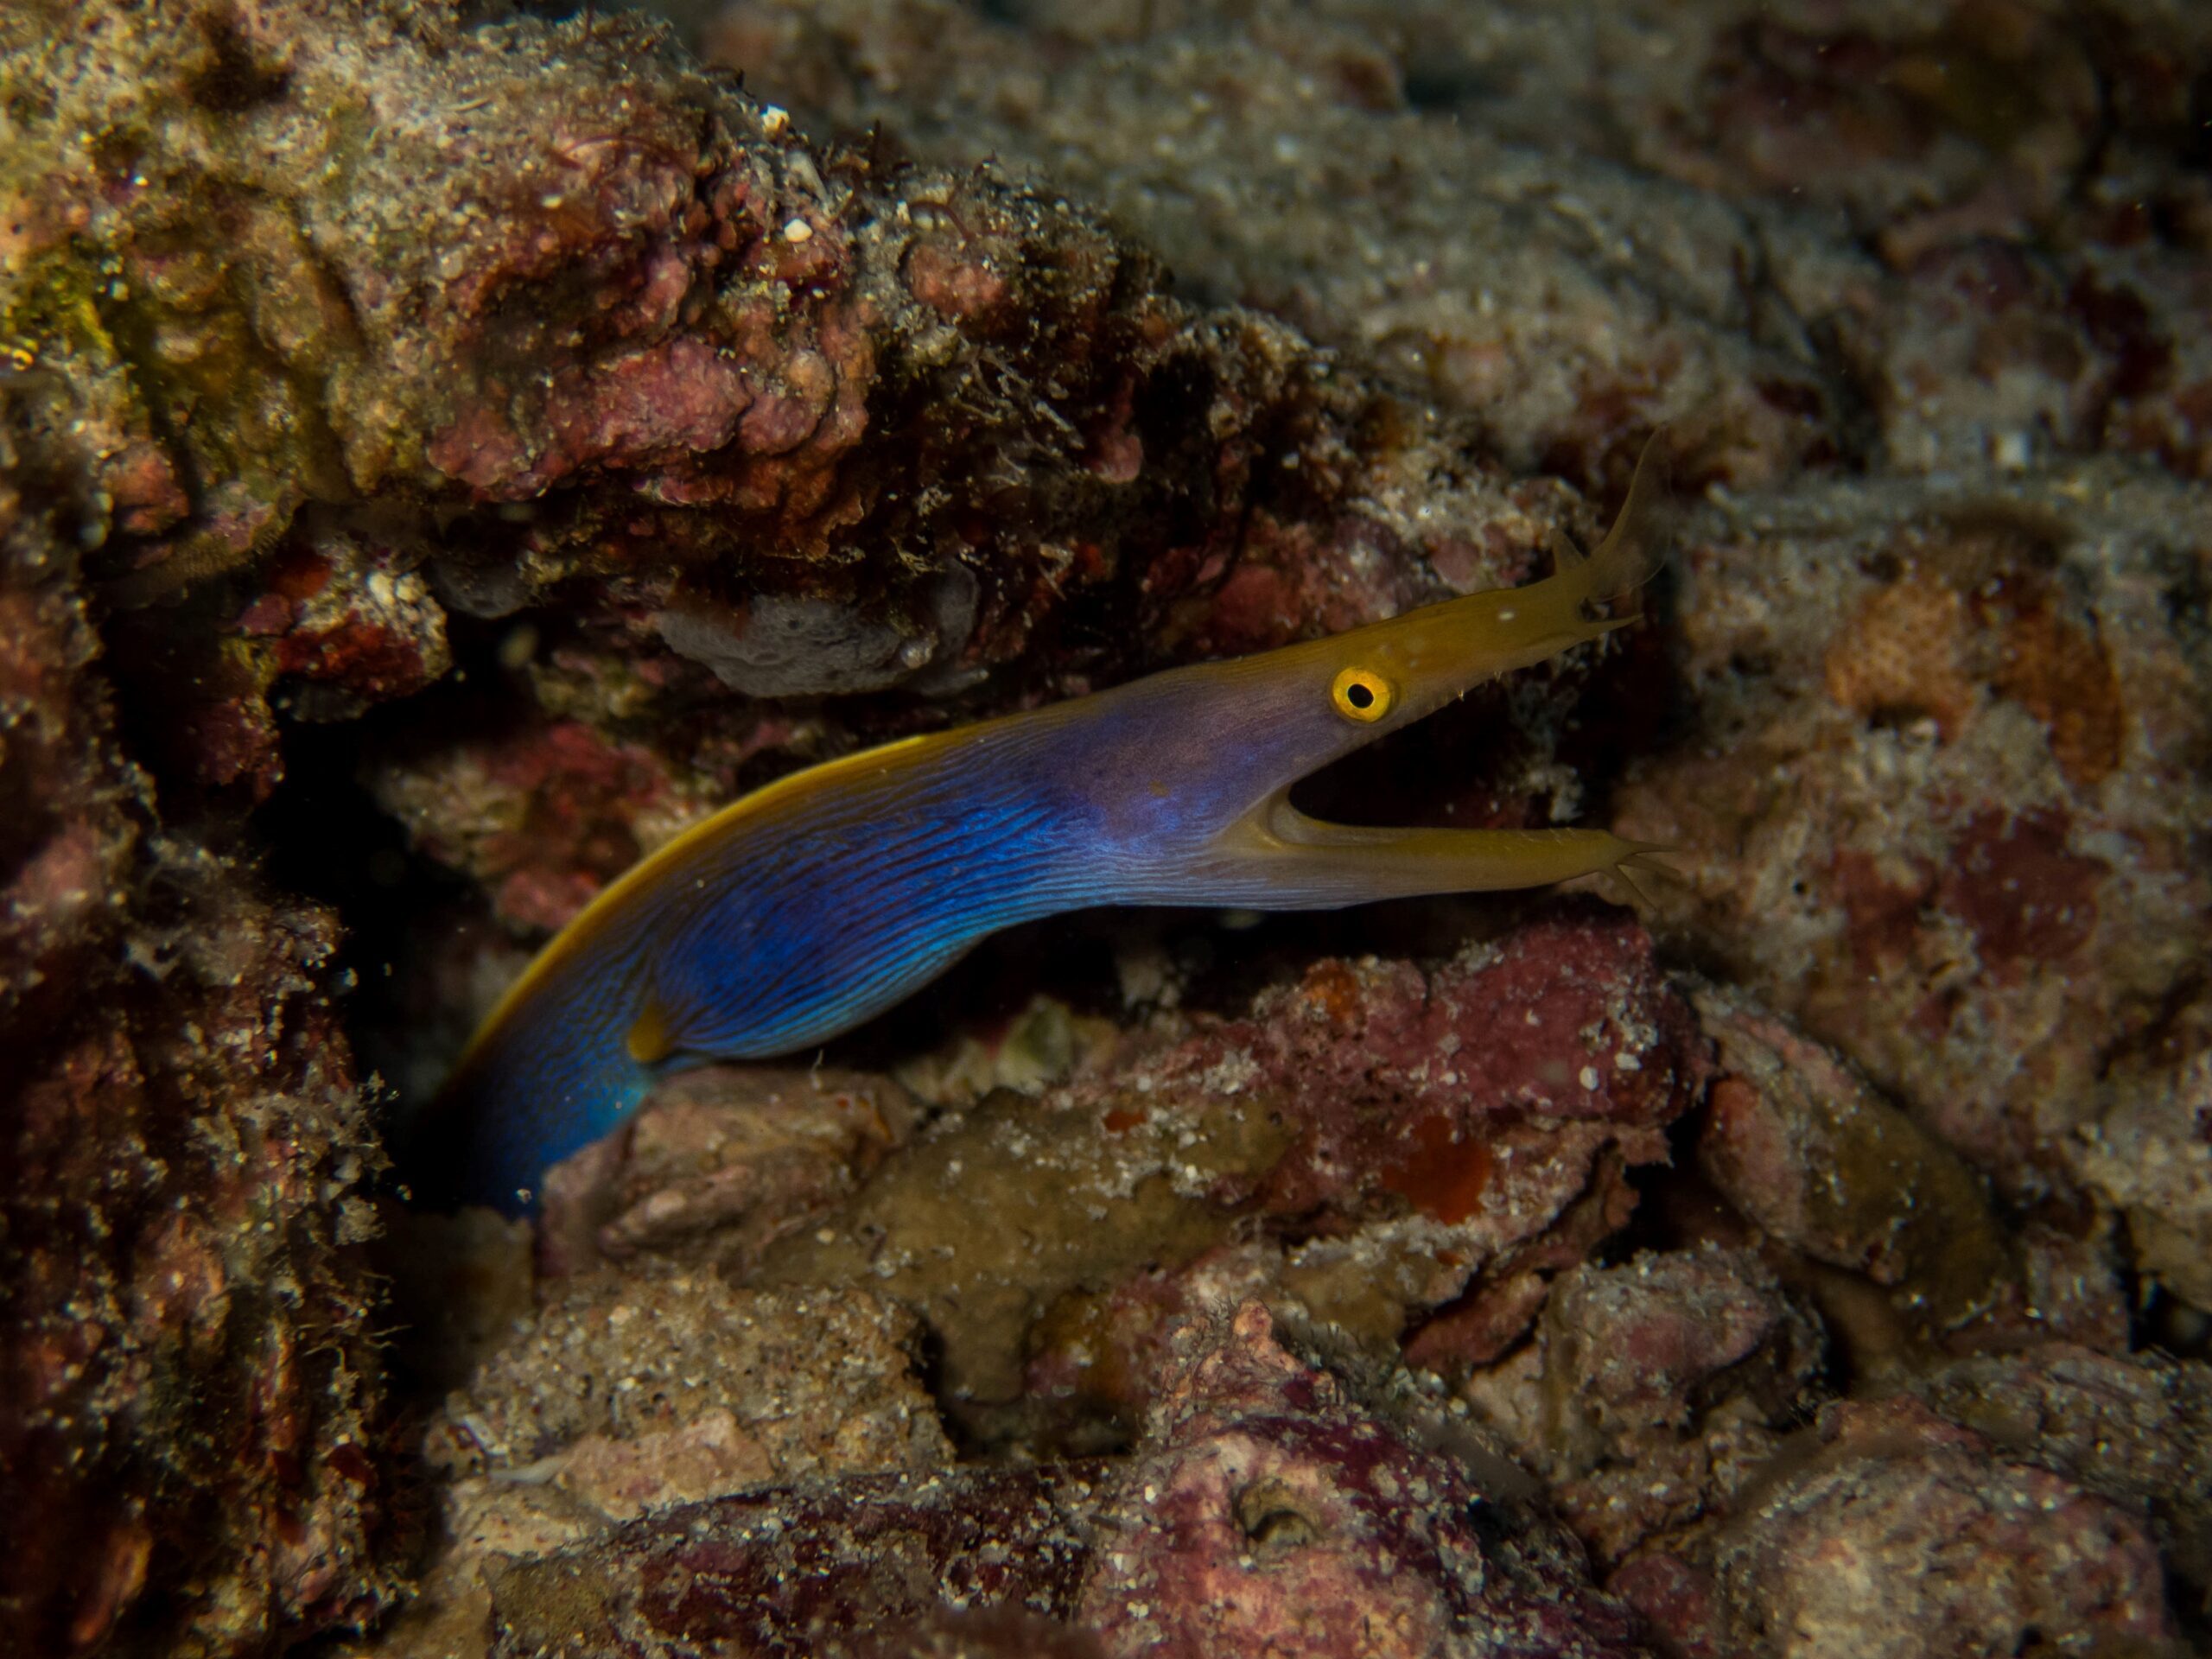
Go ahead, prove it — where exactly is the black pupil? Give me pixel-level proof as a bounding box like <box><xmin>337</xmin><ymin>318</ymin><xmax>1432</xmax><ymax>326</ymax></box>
<box><xmin>1346</xmin><ymin>681</ymin><xmax>1375</xmax><ymax>709</ymax></box>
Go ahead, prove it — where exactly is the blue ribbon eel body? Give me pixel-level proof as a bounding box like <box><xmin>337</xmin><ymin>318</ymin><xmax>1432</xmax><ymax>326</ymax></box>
<box><xmin>437</xmin><ymin>442</ymin><xmax>1672</xmax><ymax>1211</ymax></box>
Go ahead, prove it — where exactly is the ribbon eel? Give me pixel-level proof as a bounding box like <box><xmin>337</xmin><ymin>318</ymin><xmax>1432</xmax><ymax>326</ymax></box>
<box><xmin>438</xmin><ymin>442</ymin><xmax>1672</xmax><ymax>1212</ymax></box>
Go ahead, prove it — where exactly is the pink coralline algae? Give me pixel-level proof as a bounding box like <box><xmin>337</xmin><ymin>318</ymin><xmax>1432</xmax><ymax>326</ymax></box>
<box><xmin>370</xmin><ymin>714</ymin><xmax>704</xmax><ymax>935</ymax></box>
<box><xmin>8</xmin><ymin>0</ymin><xmax>2212</xmax><ymax>1654</ymax></box>
<box><xmin>1075</xmin><ymin>1302</ymin><xmax>1646</xmax><ymax>1659</ymax></box>
<box><xmin>237</xmin><ymin>533</ymin><xmax>452</xmax><ymax>721</ymax></box>
<box><xmin>1682</xmin><ymin>1395</ymin><xmax>2179</xmax><ymax>1659</ymax></box>
<box><xmin>484</xmin><ymin>1464</ymin><xmax>1107</xmax><ymax>1656</ymax></box>
<box><xmin>0</xmin><ymin>454</ymin><xmax>393</xmax><ymax>1654</ymax></box>
<box><xmin>1030</xmin><ymin>904</ymin><xmax>1704</xmax><ymax>1238</ymax></box>
<box><xmin>725</xmin><ymin>906</ymin><xmax>1708</xmax><ymax>1444</ymax></box>
<box><xmin>1519</xmin><ymin>1249</ymin><xmax>1824</xmax><ymax>1568</ymax></box>
<box><xmin>476</xmin><ymin>1302</ymin><xmax>1649</xmax><ymax>1659</ymax></box>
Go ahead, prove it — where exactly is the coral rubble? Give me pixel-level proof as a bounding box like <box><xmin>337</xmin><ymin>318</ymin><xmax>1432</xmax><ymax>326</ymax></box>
<box><xmin>0</xmin><ymin>410</ymin><xmax>393</xmax><ymax>1649</ymax></box>
<box><xmin>3</xmin><ymin>0</ymin><xmax>2210</xmax><ymax>1656</ymax></box>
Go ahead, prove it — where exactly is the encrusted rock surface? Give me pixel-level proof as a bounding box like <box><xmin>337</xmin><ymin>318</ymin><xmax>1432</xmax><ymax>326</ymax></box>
<box><xmin>1690</xmin><ymin>982</ymin><xmax>2131</xmax><ymax>1360</ymax></box>
<box><xmin>365</xmin><ymin>1274</ymin><xmax>952</xmax><ymax>1656</ymax></box>
<box><xmin>0</xmin><ymin>412</ymin><xmax>394</xmax><ymax>1651</ymax></box>
<box><xmin>1071</xmin><ymin>1302</ymin><xmax>1647</xmax><ymax>1659</ymax></box>
<box><xmin>1460</xmin><ymin>1247</ymin><xmax>1825</xmax><ymax>1569</ymax></box>
<box><xmin>1611</xmin><ymin>467</ymin><xmax>2212</xmax><ymax>1294</ymax></box>
<box><xmin>468</xmin><ymin>1302</ymin><xmax>1649</xmax><ymax>1659</ymax></box>
<box><xmin>745</xmin><ymin>905</ymin><xmax>1709</xmax><ymax>1445</ymax></box>
<box><xmin>483</xmin><ymin>1463</ymin><xmax>1106</xmax><ymax>1658</ymax></box>
<box><xmin>1637</xmin><ymin>1389</ymin><xmax>2185</xmax><ymax>1659</ymax></box>
<box><xmin>533</xmin><ymin>1062</ymin><xmax>919</xmax><ymax>1274</ymax></box>
<box><xmin>6</xmin><ymin>0</ymin><xmax>2212</xmax><ymax>1656</ymax></box>
<box><xmin>705</xmin><ymin>0</ymin><xmax>2212</xmax><ymax>484</ymax></box>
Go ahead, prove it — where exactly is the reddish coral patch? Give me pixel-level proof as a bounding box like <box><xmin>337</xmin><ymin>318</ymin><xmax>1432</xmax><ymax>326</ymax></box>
<box><xmin>906</xmin><ymin>240</ymin><xmax>1012</xmax><ymax>325</ymax></box>
<box><xmin>1378</xmin><ymin>1115</ymin><xmax>1493</xmax><ymax>1224</ymax></box>
<box><xmin>1832</xmin><ymin>848</ymin><xmax>1935</xmax><ymax>971</ymax></box>
<box><xmin>1988</xmin><ymin>598</ymin><xmax>2126</xmax><ymax>790</ymax></box>
<box><xmin>1289</xmin><ymin>958</ymin><xmax>1364</xmax><ymax>1029</ymax></box>
<box><xmin>270</xmin><ymin>622</ymin><xmax>421</xmax><ymax>700</ymax></box>
<box><xmin>265</xmin><ymin>548</ymin><xmax>332</xmax><ymax>603</ymax></box>
<box><xmin>1940</xmin><ymin>808</ymin><xmax>2104</xmax><ymax>974</ymax></box>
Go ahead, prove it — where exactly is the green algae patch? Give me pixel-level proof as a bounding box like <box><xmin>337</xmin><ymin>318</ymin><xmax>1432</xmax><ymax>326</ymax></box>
<box><xmin>749</xmin><ymin>1085</ymin><xmax>1295</xmax><ymax>1410</ymax></box>
<box><xmin>1694</xmin><ymin>983</ymin><xmax>2023</xmax><ymax>1353</ymax></box>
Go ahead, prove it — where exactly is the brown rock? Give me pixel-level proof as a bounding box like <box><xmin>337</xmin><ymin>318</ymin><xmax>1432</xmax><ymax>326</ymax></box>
<box><xmin>747</xmin><ymin>907</ymin><xmax>1707</xmax><ymax>1445</ymax></box>
<box><xmin>1705</xmin><ymin>1395</ymin><xmax>2178</xmax><ymax>1657</ymax></box>
<box><xmin>0</xmin><ymin>428</ymin><xmax>392</xmax><ymax>1652</ymax></box>
<box><xmin>534</xmin><ymin>1063</ymin><xmax>918</xmax><ymax>1274</ymax></box>
<box><xmin>485</xmin><ymin>1465</ymin><xmax>1106</xmax><ymax>1658</ymax></box>
<box><xmin>1614</xmin><ymin>467</ymin><xmax>2211</xmax><ymax>1253</ymax></box>
<box><xmin>1460</xmin><ymin>1247</ymin><xmax>1823</xmax><ymax>1567</ymax></box>
<box><xmin>385</xmin><ymin>1274</ymin><xmax>953</xmax><ymax>1658</ymax></box>
<box><xmin>1074</xmin><ymin>1301</ymin><xmax>1649</xmax><ymax>1658</ymax></box>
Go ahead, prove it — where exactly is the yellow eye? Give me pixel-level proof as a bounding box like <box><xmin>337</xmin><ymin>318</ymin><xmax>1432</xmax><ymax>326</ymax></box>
<box><xmin>1330</xmin><ymin>665</ymin><xmax>1395</xmax><ymax>723</ymax></box>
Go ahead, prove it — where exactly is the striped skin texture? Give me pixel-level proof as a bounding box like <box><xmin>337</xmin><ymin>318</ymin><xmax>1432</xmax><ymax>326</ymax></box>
<box><xmin>438</xmin><ymin>440</ymin><xmax>1675</xmax><ymax>1211</ymax></box>
<box><xmin>448</xmin><ymin>715</ymin><xmax>1111</xmax><ymax>1209</ymax></box>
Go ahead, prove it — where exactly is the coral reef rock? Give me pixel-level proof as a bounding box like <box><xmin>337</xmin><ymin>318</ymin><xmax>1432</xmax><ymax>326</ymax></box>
<box><xmin>1614</xmin><ymin>466</ymin><xmax>2212</xmax><ymax>1313</ymax></box>
<box><xmin>0</xmin><ymin>428</ymin><xmax>393</xmax><ymax>1651</ymax></box>
<box><xmin>738</xmin><ymin>906</ymin><xmax>1709</xmax><ymax>1447</ymax></box>
<box><xmin>8</xmin><ymin>0</ymin><xmax>2212</xmax><ymax>1655</ymax></box>
<box><xmin>469</xmin><ymin>1301</ymin><xmax>1649</xmax><ymax>1659</ymax></box>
